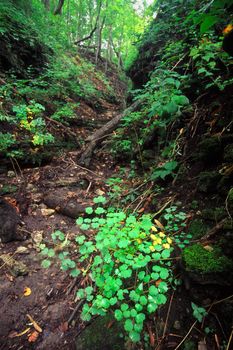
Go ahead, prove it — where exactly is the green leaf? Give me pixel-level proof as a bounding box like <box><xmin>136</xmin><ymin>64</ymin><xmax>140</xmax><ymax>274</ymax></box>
<box><xmin>200</xmin><ymin>15</ymin><xmax>218</xmax><ymax>34</ymax></box>
<box><xmin>75</xmin><ymin>235</ymin><xmax>86</xmax><ymax>244</ymax></box>
<box><xmin>93</xmin><ymin>196</ymin><xmax>106</xmax><ymax>204</ymax></box>
<box><xmin>160</xmin><ymin>268</ymin><xmax>169</xmax><ymax>279</ymax></box>
<box><xmin>135</xmin><ymin>313</ymin><xmax>145</xmax><ymax>324</ymax></box>
<box><xmin>139</xmin><ymin>295</ymin><xmax>147</xmax><ymax>306</ymax></box>
<box><xmin>115</xmin><ymin>309</ymin><xmax>123</xmax><ymax>321</ymax></box>
<box><xmin>95</xmin><ymin>207</ymin><xmax>105</xmax><ymax>215</ymax></box>
<box><xmin>76</xmin><ymin>217</ymin><xmax>84</xmax><ymax>225</ymax></box>
<box><xmin>85</xmin><ymin>207</ymin><xmax>93</xmax><ymax>214</ymax></box>
<box><xmin>129</xmin><ymin>331</ymin><xmax>140</xmax><ymax>342</ymax></box>
<box><xmin>70</xmin><ymin>269</ymin><xmax>80</xmax><ymax>277</ymax></box>
<box><xmin>41</xmin><ymin>259</ymin><xmax>51</xmax><ymax>268</ymax></box>
<box><xmin>147</xmin><ymin>303</ymin><xmax>158</xmax><ymax>313</ymax></box>
<box><xmin>157</xmin><ymin>294</ymin><xmax>167</xmax><ymax>305</ymax></box>
<box><xmin>121</xmin><ymin>303</ymin><xmax>129</xmax><ymax>312</ymax></box>
<box><xmin>124</xmin><ymin>319</ymin><xmax>134</xmax><ymax>332</ymax></box>
<box><xmin>161</xmin><ymin>249</ymin><xmax>170</xmax><ymax>259</ymax></box>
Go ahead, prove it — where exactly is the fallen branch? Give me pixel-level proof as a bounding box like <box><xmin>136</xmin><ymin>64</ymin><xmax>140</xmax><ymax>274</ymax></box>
<box><xmin>199</xmin><ymin>218</ymin><xmax>227</xmax><ymax>241</ymax></box>
<box><xmin>78</xmin><ymin>100</ymin><xmax>141</xmax><ymax>166</ymax></box>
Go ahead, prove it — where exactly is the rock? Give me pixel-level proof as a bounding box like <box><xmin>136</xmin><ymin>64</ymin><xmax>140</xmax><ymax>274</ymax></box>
<box><xmin>41</xmin><ymin>208</ymin><xmax>55</xmax><ymax>216</ymax></box>
<box><xmin>15</xmin><ymin>246</ymin><xmax>29</xmax><ymax>254</ymax></box>
<box><xmin>7</xmin><ymin>171</ymin><xmax>15</xmax><ymax>178</ymax></box>
<box><xmin>75</xmin><ymin>314</ymin><xmax>125</xmax><ymax>350</ymax></box>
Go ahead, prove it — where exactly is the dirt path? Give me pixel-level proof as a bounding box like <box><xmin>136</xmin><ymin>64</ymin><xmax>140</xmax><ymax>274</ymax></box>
<box><xmin>0</xmin><ymin>104</ymin><xmax>120</xmax><ymax>350</ymax></box>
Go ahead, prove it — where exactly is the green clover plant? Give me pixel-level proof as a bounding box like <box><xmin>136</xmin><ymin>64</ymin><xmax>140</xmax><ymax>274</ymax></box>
<box><xmin>41</xmin><ymin>199</ymin><xmax>190</xmax><ymax>342</ymax></box>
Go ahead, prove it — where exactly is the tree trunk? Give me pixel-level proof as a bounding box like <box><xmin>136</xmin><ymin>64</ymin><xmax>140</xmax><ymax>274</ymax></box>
<box><xmin>54</xmin><ymin>0</ymin><xmax>65</xmax><ymax>15</ymax></box>
<box><xmin>78</xmin><ymin>100</ymin><xmax>141</xmax><ymax>166</ymax></box>
<box><xmin>75</xmin><ymin>0</ymin><xmax>103</xmax><ymax>45</ymax></box>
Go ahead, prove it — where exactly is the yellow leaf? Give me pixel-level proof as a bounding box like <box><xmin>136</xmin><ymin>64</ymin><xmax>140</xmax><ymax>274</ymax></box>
<box><xmin>136</xmin><ymin>239</ymin><xmax>142</xmax><ymax>244</ymax></box>
<box><xmin>163</xmin><ymin>243</ymin><xmax>170</xmax><ymax>249</ymax></box>
<box><xmin>203</xmin><ymin>245</ymin><xmax>214</xmax><ymax>252</ymax></box>
<box><xmin>167</xmin><ymin>237</ymin><xmax>173</xmax><ymax>244</ymax></box>
<box><xmin>154</xmin><ymin>219</ymin><xmax>165</xmax><ymax>230</ymax></box>
<box><xmin>14</xmin><ymin>327</ymin><xmax>31</xmax><ymax>337</ymax></box>
<box><xmin>150</xmin><ymin>234</ymin><xmax>157</xmax><ymax>241</ymax></box>
<box><xmin>223</xmin><ymin>24</ymin><xmax>233</xmax><ymax>35</ymax></box>
<box><xmin>26</xmin><ymin>314</ymin><xmax>42</xmax><ymax>333</ymax></box>
<box><xmin>153</xmin><ymin>238</ymin><xmax>162</xmax><ymax>245</ymax></box>
<box><xmin>149</xmin><ymin>245</ymin><xmax>155</xmax><ymax>252</ymax></box>
<box><xmin>151</xmin><ymin>226</ymin><xmax>158</xmax><ymax>232</ymax></box>
<box><xmin>24</xmin><ymin>287</ymin><xmax>32</xmax><ymax>297</ymax></box>
<box><xmin>158</xmin><ymin>232</ymin><xmax>166</xmax><ymax>238</ymax></box>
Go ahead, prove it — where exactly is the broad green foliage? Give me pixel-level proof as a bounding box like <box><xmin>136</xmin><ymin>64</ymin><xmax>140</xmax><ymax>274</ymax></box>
<box><xmin>41</xmin><ymin>199</ymin><xmax>190</xmax><ymax>342</ymax></box>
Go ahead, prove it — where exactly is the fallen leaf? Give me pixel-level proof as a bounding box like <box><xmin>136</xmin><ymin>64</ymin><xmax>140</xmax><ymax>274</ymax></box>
<box><xmin>16</xmin><ymin>246</ymin><xmax>29</xmax><ymax>254</ymax></box>
<box><xmin>154</xmin><ymin>219</ymin><xmax>165</xmax><ymax>230</ymax></box>
<box><xmin>41</xmin><ymin>208</ymin><xmax>55</xmax><ymax>216</ymax></box>
<box><xmin>28</xmin><ymin>330</ymin><xmax>39</xmax><ymax>342</ymax></box>
<box><xmin>58</xmin><ymin>322</ymin><xmax>69</xmax><ymax>333</ymax></box>
<box><xmin>155</xmin><ymin>279</ymin><xmax>162</xmax><ymax>287</ymax></box>
<box><xmin>8</xmin><ymin>327</ymin><xmax>31</xmax><ymax>338</ymax></box>
<box><xmin>106</xmin><ymin>320</ymin><xmax>114</xmax><ymax>329</ymax></box>
<box><xmin>26</xmin><ymin>314</ymin><xmax>42</xmax><ymax>333</ymax></box>
<box><xmin>24</xmin><ymin>287</ymin><xmax>32</xmax><ymax>297</ymax></box>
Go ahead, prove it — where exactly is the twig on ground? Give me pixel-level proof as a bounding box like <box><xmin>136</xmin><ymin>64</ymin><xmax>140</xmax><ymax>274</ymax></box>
<box><xmin>174</xmin><ymin>321</ymin><xmax>197</xmax><ymax>350</ymax></box>
<box><xmin>199</xmin><ymin>218</ymin><xmax>227</xmax><ymax>241</ymax></box>
<box><xmin>67</xmin><ymin>300</ymin><xmax>85</xmax><ymax>326</ymax></box>
<box><xmin>163</xmin><ymin>292</ymin><xmax>174</xmax><ymax>338</ymax></box>
<box><xmin>152</xmin><ymin>197</ymin><xmax>174</xmax><ymax>218</ymax></box>
<box><xmin>226</xmin><ymin>328</ymin><xmax>233</xmax><ymax>350</ymax></box>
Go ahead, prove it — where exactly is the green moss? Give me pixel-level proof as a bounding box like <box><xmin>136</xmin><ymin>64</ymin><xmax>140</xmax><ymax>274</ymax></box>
<box><xmin>188</xmin><ymin>219</ymin><xmax>209</xmax><ymax>239</ymax></box>
<box><xmin>183</xmin><ymin>244</ymin><xmax>233</xmax><ymax>273</ymax></box>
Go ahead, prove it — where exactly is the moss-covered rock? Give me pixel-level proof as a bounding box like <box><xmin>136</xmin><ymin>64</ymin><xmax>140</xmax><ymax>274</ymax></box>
<box><xmin>198</xmin><ymin>171</ymin><xmax>221</xmax><ymax>193</ymax></box>
<box><xmin>183</xmin><ymin>244</ymin><xmax>233</xmax><ymax>273</ymax></box>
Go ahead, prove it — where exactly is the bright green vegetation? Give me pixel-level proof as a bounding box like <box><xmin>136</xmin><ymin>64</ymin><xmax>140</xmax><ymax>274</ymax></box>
<box><xmin>0</xmin><ymin>0</ymin><xmax>151</xmax><ymax>162</ymax></box>
<box><xmin>111</xmin><ymin>0</ymin><xmax>233</xmax><ymax>169</ymax></box>
<box><xmin>41</xmin><ymin>198</ymin><xmax>190</xmax><ymax>342</ymax></box>
<box><xmin>183</xmin><ymin>244</ymin><xmax>233</xmax><ymax>273</ymax></box>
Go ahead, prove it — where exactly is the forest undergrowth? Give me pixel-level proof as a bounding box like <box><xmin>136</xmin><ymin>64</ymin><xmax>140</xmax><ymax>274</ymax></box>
<box><xmin>0</xmin><ymin>1</ymin><xmax>233</xmax><ymax>350</ymax></box>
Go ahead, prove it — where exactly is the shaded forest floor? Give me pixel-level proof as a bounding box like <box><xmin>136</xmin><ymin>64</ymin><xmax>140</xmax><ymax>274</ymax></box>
<box><xmin>0</xmin><ymin>96</ymin><xmax>233</xmax><ymax>350</ymax></box>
